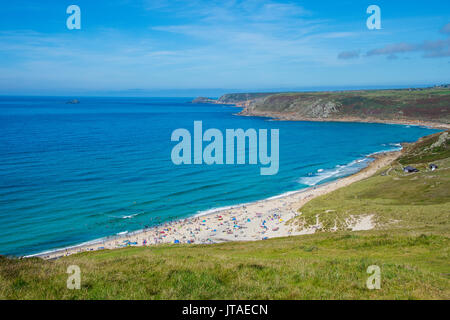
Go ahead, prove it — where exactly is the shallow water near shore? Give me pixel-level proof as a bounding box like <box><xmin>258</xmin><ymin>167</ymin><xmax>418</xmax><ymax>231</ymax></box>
<box><xmin>0</xmin><ymin>96</ymin><xmax>439</xmax><ymax>256</ymax></box>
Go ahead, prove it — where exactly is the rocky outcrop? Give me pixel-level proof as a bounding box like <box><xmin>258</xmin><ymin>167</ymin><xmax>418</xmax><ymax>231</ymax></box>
<box><xmin>430</xmin><ymin>132</ymin><xmax>449</xmax><ymax>149</ymax></box>
<box><xmin>290</xmin><ymin>99</ymin><xmax>341</xmax><ymax>118</ymax></box>
<box><xmin>191</xmin><ymin>97</ymin><xmax>218</xmax><ymax>104</ymax></box>
<box><xmin>239</xmin><ymin>95</ymin><xmax>342</xmax><ymax>119</ymax></box>
<box><xmin>217</xmin><ymin>93</ymin><xmax>273</xmax><ymax>104</ymax></box>
<box><xmin>192</xmin><ymin>93</ymin><xmax>274</xmax><ymax>106</ymax></box>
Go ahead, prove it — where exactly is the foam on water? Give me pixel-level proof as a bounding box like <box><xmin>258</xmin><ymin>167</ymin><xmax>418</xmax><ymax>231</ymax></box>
<box><xmin>298</xmin><ymin>157</ymin><xmax>373</xmax><ymax>186</ymax></box>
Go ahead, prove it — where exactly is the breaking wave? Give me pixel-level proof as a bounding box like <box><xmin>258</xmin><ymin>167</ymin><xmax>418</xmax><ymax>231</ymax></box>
<box><xmin>298</xmin><ymin>157</ymin><xmax>373</xmax><ymax>186</ymax></box>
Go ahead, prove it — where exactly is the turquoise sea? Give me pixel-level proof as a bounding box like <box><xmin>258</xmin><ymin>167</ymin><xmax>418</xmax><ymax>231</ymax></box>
<box><xmin>0</xmin><ymin>97</ymin><xmax>439</xmax><ymax>256</ymax></box>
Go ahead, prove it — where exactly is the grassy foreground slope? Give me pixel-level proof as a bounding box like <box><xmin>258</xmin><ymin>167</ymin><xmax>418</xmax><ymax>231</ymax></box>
<box><xmin>290</xmin><ymin>131</ymin><xmax>450</xmax><ymax>234</ymax></box>
<box><xmin>0</xmin><ymin>133</ymin><xmax>449</xmax><ymax>300</ymax></box>
<box><xmin>0</xmin><ymin>232</ymin><xmax>448</xmax><ymax>299</ymax></box>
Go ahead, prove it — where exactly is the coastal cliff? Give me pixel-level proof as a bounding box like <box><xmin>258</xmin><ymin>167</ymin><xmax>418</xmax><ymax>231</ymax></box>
<box><xmin>191</xmin><ymin>97</ymin><xmax>218</xmax><ymax>104</ymax></box>
<box><xmin>194</xmin><ymin>86</ymin><xmax>450</xmax><ymax>128</ymax></box>
<box><xmin>192</xmin><ymin>93</ymin><xmax>273</xmax><ymax>106</ymax></box>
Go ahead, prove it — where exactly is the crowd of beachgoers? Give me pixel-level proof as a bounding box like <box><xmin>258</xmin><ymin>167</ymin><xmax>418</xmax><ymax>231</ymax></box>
<box><xmin>34</xmin><ymin>151</ymin><xmax>399</xmax><ymax>260</ymax></box>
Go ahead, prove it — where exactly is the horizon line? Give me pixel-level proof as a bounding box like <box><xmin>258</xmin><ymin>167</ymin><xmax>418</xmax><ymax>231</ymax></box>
<box><xmin>0</xmin><ymin>83</ymin><xmax>449</xmax><ymax>98</ymax></box>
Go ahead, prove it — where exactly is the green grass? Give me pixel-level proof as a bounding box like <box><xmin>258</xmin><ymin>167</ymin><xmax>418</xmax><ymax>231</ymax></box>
<box><xmin>291</xmin><ymin>132</ymin><xmax>450</xmax><ymax>233</ymax></box>
<box><xmin>290</xmin><ymin>159</ymin><xmax>450</xmax><ymax>232</ymax></box>
<box><xmin>0</xmin><ymin>231</ymin><xmax>448</xmax><ymax>299</ymax></box>
<box><xmin>1</xmin><ymin>131</ymin><xmax>449</xmax><ymax>300</ymax></box>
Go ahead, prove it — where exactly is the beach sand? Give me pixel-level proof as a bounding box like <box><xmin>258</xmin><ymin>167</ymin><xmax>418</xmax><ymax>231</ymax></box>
<box><xmin>33</xmin><ymin>151</ymin><xmax>401</xmax><ymax>260</ymax></box>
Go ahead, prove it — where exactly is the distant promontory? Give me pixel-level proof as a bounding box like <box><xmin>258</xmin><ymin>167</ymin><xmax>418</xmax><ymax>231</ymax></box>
<box><xmin>193</xmin><ymin>86</ymin><xmax>450</xmax><ymax>129</ymax></box>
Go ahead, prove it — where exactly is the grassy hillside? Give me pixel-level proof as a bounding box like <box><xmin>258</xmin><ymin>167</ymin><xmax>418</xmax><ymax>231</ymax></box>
<box><xmin>290</xmin><ymin>131</ymin><xmax>450</xmax><ymax>234</ymax></box>
<box><xmin>0</xmin><ymin>132</ymin><xmax>449</xmax><ymax>300</ymax></box>
<box><xmin>0</xmin><ymin>231</ymin><xmax>448</xmax><ymax>299</ymax></box>
<box><xmin>237</xmin><ymin>87</ymin><xmax>450</xmax><ymax>125</ymax></box>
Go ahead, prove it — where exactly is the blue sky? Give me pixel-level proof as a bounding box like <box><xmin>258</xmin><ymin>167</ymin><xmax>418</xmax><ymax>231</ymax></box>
<box><xmin>0</xmin><ymin>0</ymin><xmax>449</xmax><ymax>96</ymax></box>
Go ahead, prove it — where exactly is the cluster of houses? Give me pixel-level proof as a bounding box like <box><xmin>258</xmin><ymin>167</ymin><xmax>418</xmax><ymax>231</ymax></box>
<box><xmin>403</xmin><ymin>164</ymin><xmax>438</xmax><ymax>173</ymax></box>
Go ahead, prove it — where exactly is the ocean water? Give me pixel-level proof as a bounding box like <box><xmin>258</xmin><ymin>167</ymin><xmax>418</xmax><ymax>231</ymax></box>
<box><xmin>0</xmin><ymin>97</ymin><xmax>439</xmax><ymax>256</ymax></box>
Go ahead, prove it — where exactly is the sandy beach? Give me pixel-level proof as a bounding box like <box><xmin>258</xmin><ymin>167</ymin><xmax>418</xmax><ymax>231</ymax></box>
<box><xmin>31</xmin><ymin>150</ymin><xmax>401</xmax><ymax>260</ymax></box>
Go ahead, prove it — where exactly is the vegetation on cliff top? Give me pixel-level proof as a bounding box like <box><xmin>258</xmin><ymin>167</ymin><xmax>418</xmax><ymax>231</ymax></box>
<box><xmin>194</xmin><ymin>87</ymin><xmax>450</xmax><ymax>124</ymax></box>
<box><xmin>291</xmin><ymin>131</ymin><xmax>450</xmax><ymax>234</ymax></box>
<box><xmin>217</xmin><ymin>92</ymin><xmax>274</xmax><ymax>104</ymax></box>
<box><xmin>247</xmin><ymin>88</ymin><xmax>450</xmax><ymax>123</ymax></box>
